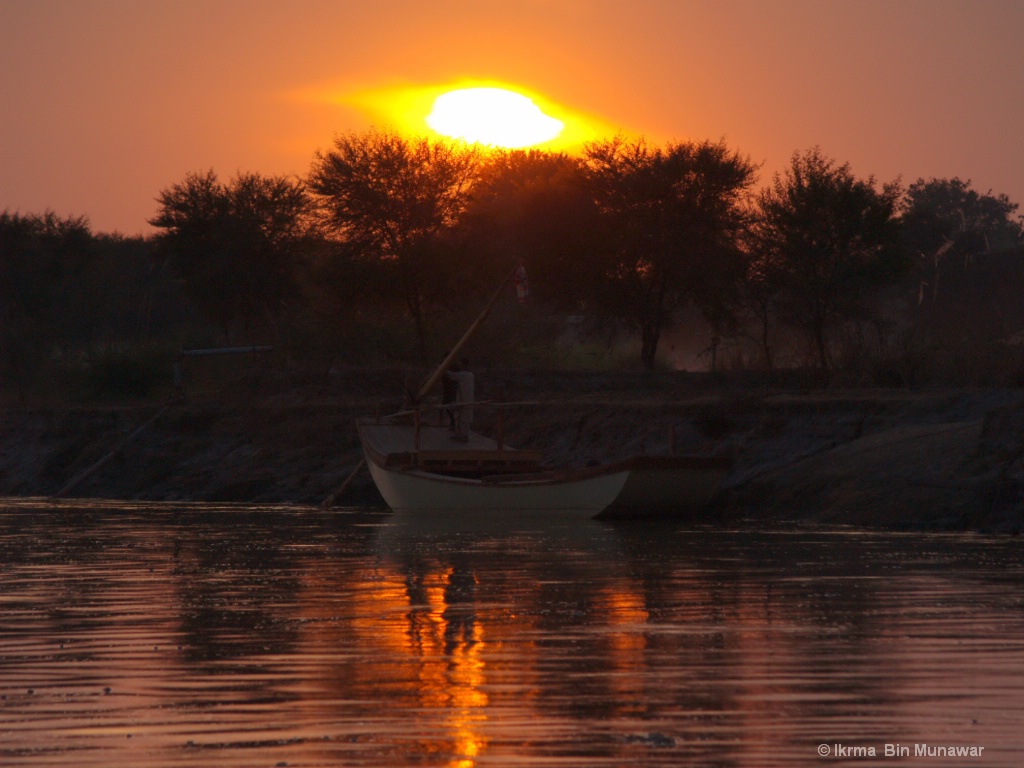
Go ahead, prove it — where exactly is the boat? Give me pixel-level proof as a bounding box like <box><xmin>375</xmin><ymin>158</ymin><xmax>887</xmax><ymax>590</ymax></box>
<box><xmin>357</xmin><ymin>412</ymin><xmax>732</xmax><ymax>520</ymax></box>
<box><xmin>353</xmin><ymin>263</ymin><xmax>732</xmax><ymax>519</ymax></box>
<box><xmin>599</xmin><ymin>453</ymin><xmax>734</xmax><ymax>517</ymax></box>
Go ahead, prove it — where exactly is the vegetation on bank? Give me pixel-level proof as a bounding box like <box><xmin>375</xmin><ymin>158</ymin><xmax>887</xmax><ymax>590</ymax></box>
<box><xmin>3</xmin><ymin>131</ymin><xmax>1023</xmax><ymax>403</ymax></box>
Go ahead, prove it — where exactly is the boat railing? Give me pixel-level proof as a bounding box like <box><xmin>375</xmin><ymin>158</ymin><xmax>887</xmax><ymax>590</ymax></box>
<box><xmin>374</xmin><ymin>400</ymin><xmax>541</xmax><ymax>452</ymax></box>
<box><xmin>369</xmin><ymin>400</ymin><xmax>714</xmax><ymax>459</ymax></box>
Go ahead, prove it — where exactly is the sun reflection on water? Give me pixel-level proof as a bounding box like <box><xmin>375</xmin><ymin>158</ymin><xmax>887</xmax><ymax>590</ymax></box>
<box><xmin>3</xmin><ymin>502</ymin><xmax>1024</xmax><ymax>767</ymax></box>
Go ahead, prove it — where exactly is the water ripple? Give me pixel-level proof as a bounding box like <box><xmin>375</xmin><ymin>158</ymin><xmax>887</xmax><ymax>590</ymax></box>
<box><xmin>2</xmin><ymin>501</ymin><xmax>1023</xmax><ymax>766</ymax></box>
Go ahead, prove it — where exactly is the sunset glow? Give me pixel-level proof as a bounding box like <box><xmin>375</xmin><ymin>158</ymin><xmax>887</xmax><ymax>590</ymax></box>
<box><xmin>426</xmin><ymin>87</ymin><xmax>564</xmax><ymax>148</ymax></box>
<box><xmin>336</xmin><ymin>80</ymin><xmax>610</xmax><ymax>153</ymax></box>
<box><xmin>3</xmin><ymin>1</ymin><xmax>1022</xmax><ymax>234</ymax></box>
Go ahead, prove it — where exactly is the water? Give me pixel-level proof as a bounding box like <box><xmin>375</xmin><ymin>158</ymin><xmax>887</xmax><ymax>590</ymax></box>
<box><xmin>2</xmin><ymin>499</ymin><xmax>1023</xmax><ymax>767</ymax></box>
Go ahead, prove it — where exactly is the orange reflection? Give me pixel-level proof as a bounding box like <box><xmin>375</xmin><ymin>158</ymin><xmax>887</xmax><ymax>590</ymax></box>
<box><xmin>297</xmin><ymin>559</ymin><xmax>490</xmax><ymax>766</ymax></box>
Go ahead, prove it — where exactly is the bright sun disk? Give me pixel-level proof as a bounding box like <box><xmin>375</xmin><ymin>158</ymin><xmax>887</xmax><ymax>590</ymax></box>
<box><xmin>426</xmin><ymin>87</ymin><xmax>564</xmax><ymax>148</ymax></box>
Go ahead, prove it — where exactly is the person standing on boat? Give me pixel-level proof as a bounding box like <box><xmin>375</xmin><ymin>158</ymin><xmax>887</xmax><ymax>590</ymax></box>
<box><xmin>441</xmin><ymin>363</ymin><xmax>459</xmax><ymax>431</ymax></box>
<box><xmin>445</xmin><ymin>359</ymin><xmax>474</xmax><ymax>442</ymax></box>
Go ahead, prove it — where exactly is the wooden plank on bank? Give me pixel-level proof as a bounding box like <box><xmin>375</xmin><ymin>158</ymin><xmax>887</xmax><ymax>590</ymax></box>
<box><xmin>51</xmin><ymin>406</ymin><xmax>169</xmax><ymax>499</ymax></box>
<box><xmin>320</xmin><ymin>458</ymin><xmax>366</xmax><ymax>509</ymax></box>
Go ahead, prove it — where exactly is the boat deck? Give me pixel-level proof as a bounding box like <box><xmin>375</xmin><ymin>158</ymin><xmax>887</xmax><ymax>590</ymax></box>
<box><xmin>358</xmin><ymin>420</ymin><xmax>544</xmax><ymax>474</ymax></box>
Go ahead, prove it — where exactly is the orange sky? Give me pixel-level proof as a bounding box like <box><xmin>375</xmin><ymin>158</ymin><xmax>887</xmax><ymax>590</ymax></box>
<box><xmin>2</xmin><ymin>0</ymin><xmax>1022</xmax><ymax>235</ymax></box>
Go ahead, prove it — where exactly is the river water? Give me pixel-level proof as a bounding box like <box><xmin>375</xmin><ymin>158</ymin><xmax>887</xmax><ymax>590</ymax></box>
<box><xmin>2</xmin><ymin>499</ymin><xmax>1023</xmax><ymax>767</ymax></box>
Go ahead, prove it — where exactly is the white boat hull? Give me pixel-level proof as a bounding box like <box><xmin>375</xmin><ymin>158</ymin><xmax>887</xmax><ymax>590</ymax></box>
<box><xmin>366</xmin><ymin>458</ymin><xmax>629</xmax><ymax>520</ymax></box>
<box><xmin>357</xmin><ymin>419</ymin><xmax>730</xmax><ymax>520</ymax></box>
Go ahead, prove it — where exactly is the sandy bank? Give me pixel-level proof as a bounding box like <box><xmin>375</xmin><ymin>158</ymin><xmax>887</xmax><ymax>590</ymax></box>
<box><xmin>2</xmin><ymin>370</ymin><xmax>1022</xmax><ymax>532</ymax></box>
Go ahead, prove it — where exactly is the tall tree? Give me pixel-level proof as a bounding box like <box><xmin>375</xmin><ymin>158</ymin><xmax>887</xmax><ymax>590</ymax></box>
<box><xmin>307</xmin><ymin>129</ymin><xmax>481</xmax><ymax>358</ymax></box>
<box><xmin>901</xmin><ymin>177</ymin><xmax>1023</xmax><ymax>305</ymax></box>
<box><xmin>750</xmin><ymin>148</ymin><xmax>905</xmax><ymax>371</ymax></box>
<box><xmin>583</xmin><ymin>137</ymin><xmax>758</xmax><ymax>369</ymax></box>
<box><xmin>461</xmin><ymin>149</ymin><xmax>602</xmax><ymax>307</ymax></box>
<box><xmin>150</xmin><ymin>170</ymin><xmax>311</xmax><ymax>337</ymax></box>
<box><xmin>0</xmin><ymin>210</ymin><xmax>93</xmax><ymax>392</ymax></box>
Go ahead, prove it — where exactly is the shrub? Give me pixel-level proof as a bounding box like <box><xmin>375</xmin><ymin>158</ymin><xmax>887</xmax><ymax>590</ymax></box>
<box><xmin>80</xmin><ymin>346</ymin><xmax>171</xmax><ymax>401</ymax></box>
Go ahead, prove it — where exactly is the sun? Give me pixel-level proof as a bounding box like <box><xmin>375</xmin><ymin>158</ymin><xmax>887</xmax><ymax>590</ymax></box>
<box><xmin>310</xmin><ymin>79</ymin><xmax>616</xmax><ymax>151</ymax></box>
<box><xmin>425</xmin><ymin>87</ymin><xmax>564</xmax><ymax>148</ymax></box>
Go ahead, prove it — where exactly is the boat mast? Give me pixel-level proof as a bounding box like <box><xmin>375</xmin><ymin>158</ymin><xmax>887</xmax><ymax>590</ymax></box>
<box><xmin>411</xmin><ymin>263</ymin><xmax>519</xmax><ymax>405</ymax></box>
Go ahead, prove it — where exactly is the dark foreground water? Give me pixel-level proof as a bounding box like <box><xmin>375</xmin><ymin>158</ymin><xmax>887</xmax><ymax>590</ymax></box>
<box><xmin>2</xmin><ymin>500</ymin><xmax>1023</xmax><ymax>767</ymax></box>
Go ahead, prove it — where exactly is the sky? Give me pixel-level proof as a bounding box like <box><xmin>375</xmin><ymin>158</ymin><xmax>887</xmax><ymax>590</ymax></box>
<box><xmin>2</xmin><ymin>0</ymin><xmax>1022</xmax><ymax>235</ymax></box>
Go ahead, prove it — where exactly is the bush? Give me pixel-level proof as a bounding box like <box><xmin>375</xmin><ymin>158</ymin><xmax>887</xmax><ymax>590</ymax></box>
<box><xmin>79</xmin><ymin>346</ymin><xmax>172</xmax><ymax>401</ymax></box>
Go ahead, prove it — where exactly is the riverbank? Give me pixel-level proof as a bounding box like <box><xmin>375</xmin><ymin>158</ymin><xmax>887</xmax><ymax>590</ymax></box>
<box><xmin>2</xmin><ymin>369</ymin><xmax>1022</xmax><ymax>532</ymax></box>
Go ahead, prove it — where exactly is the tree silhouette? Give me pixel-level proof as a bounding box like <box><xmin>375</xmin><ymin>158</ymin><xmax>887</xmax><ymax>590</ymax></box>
<box><xmin>583</xmin><ymin>137</ymin><xmax>758</xmax><ymax>370</ymax></box>
<box><xmin>901</xmin><ymin>177</ymin><xmax>1023</xmax><ymax>305</ymax></box>
<box><xmin>150</xmin><ymin>170</ymin><xmax>311</xmax><ymax>338</ymax></box>
<box><xmin>751</xmin><ymin>148</ymin><xmax>905</xmax><ymax>371</ymax></box>
<box><xmin>460</xmin><ymin>149</ymin><xmax>604</xmax><ymax>308</ymax></box>
<box><xmin>0</xmin><ymin>210</ymin><xmax>93</xmax><ymax>393</ymax></box>
<box><xmin>308</xmin><ymin>129</ymin><xmax>481</xmax><ymax>358</ymax></box>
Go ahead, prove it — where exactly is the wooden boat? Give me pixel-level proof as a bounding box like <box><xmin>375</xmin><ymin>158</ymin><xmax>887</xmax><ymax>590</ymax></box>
<box><xmin>357</xmin><ymin>415</ymin><xmax>731</xmax><ymax>520</ymax></box>
<box><xmin>352</xmin><ymin>264</ymin><xmax>731</xmax><ymax>519</ymax></box>
<box><xmin>599</xmin><ymin>454</ymin><xmax>734</xmax><ymax>517</ymax></box>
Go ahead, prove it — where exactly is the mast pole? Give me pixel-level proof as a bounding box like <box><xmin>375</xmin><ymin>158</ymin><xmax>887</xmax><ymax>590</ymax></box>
<box><xmin>412</xmin><ymin>264</ymin><xmax>518</xmax><ymax>405</ymax></box>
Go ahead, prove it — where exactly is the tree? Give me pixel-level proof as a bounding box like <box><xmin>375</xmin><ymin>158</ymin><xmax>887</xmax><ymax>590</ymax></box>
<box><xmin>583</xmin><ymin>137</ymin><xmax>758</xmax><ymax>370</ymax></box>
<box><xmin>460</xmin><ymin>149</ymin><xmax>603</xmax><ymax>307</ymax></box>
<box><xmin>750</xmin><ymin>148</ymin><xmax>906</xmax><ymax>371</ymax></box>
<box><xmin>149</xmin><ymin>170</ymin><xmax>312</xmax><ymax>337</ymax></box>
<box><xmin>0</xmin><ymin>210</ymin><xmax>94</xmax><ymax>393</ymax></box>
<box><xmin>901</xmin><ymin>177</ymin><xmax>1023</xmax><ymax>305</ymax></box>
<box><xmin>307</xmin><ymin>129</ymin><xmax>481</xmax><ymax>358</ymax></box>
